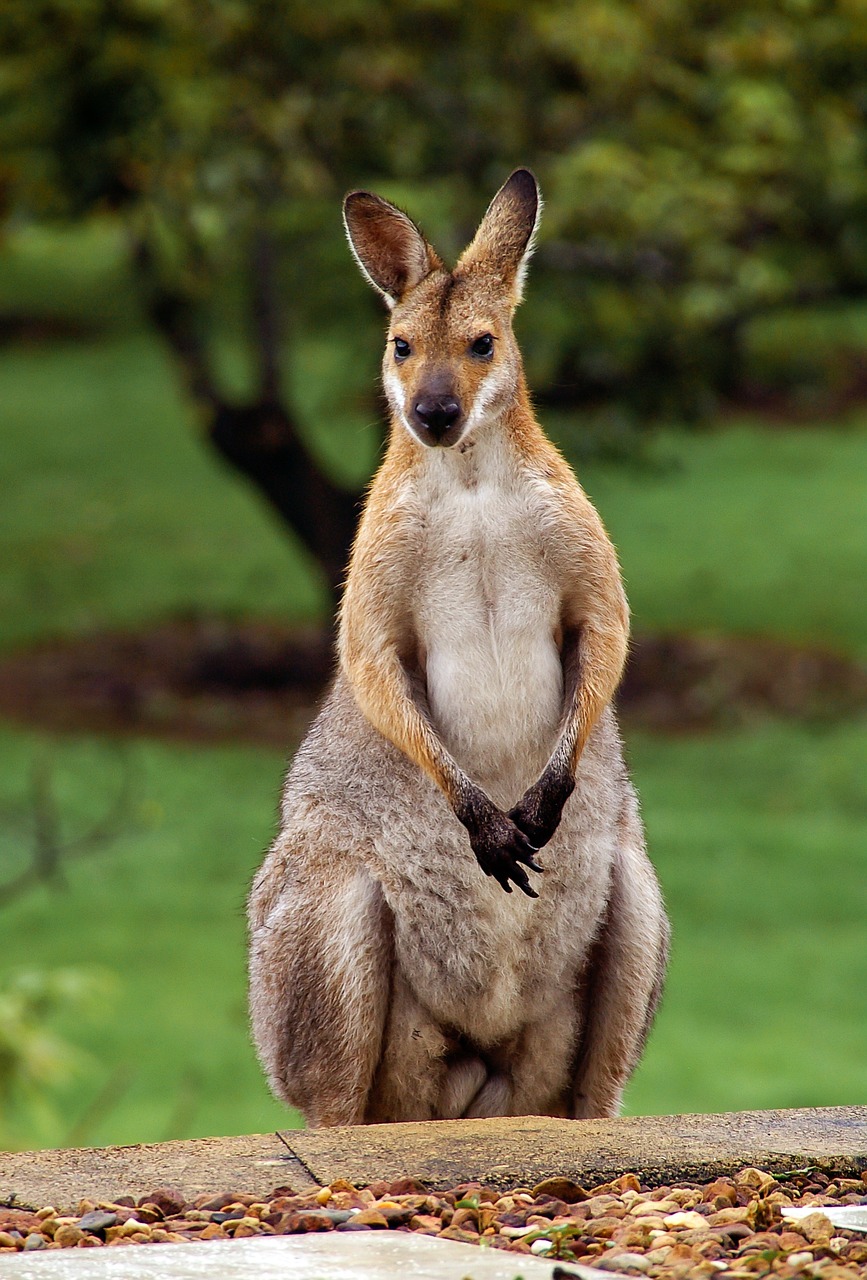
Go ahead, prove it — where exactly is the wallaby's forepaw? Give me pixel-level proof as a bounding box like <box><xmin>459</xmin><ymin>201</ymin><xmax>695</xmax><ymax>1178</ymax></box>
<box><xmin>457</xmin><ymin>792</ymin><xmax>543</xmax><ymax>897</ymax></box>
<box><xmin>509</xmin><ymin>767</ymin><xmax>576</xmax><ymax>850</ymax></box>
<box><xmin>473</xmin><ymin>817</ymin><xmax>543</xmax><ymax>897</ymax></box>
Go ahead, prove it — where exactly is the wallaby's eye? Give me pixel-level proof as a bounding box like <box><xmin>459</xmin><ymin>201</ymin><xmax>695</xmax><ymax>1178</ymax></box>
<box><xmin>470</xmin><ymin>333</ymin><xmax>495</xmax><ymax>360</ymax></box>
<box><xmin>392</xmin><ymin>337</ymin><xmax>412</xmax><ymax>362</ymax></box>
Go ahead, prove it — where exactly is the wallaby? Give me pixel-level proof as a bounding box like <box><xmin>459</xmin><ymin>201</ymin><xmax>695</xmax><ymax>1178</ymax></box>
<box><xmin>248</xmin><ymin>170</ymin><xmax>669</xmax><ymax>1126</ymax></box>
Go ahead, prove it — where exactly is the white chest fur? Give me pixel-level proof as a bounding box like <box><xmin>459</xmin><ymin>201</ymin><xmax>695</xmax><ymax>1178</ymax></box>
<box><xmin>413</xmin><ymin>435</ymin><xmax>564</xmax><ymax>807</ymax></box>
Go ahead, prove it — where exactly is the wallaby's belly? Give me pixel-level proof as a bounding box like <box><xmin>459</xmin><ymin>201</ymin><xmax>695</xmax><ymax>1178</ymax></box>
<box><xmin>419</xmin><ymin>526</ymin><xmax>563</xmax><ymax>806</ymax></box>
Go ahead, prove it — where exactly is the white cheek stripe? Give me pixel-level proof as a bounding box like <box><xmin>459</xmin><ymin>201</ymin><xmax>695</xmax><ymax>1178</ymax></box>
<box><xmin>460</xmin><ymin>364</ymin><xmax>511</xmax><ymax>439</ymax></box>
<box><xmin>383</xmin><ymin>367</ymin><xmax>416</xmax><ymax>439</ymax></box>
<box><xmin>384</xmin><ymin>360</ymin><xmax>511</xmax><ymax>447</ymax></box>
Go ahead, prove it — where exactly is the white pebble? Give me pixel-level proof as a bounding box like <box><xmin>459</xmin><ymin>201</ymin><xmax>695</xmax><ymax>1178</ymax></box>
<box><xmin>530</xmin><ymin>1238</ymin><xmax>554</xmax><ymax>1254</ymax></box>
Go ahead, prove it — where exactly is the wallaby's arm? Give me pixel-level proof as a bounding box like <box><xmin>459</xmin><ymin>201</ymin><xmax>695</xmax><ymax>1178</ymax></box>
<box><xmin>339</xmin><ymin>496</ymin><xmax>543</xmax><ymax>897</ymax></box>
<box><xmin>509</xmin><ymin>481</ymin><xmax>629</xmax><ymax>848</ymax></box>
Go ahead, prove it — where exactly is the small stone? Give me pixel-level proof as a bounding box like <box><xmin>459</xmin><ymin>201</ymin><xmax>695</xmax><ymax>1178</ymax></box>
<box><xmin>409</xmin><ymin>1214</ymin><xmax>442</xmax><ymax>1233</ymax></box>
<box><xmin>195</xmin><ymin>1193</ymin><xmax>236</xmax><ymax>1213</ymax></box>
<box><xmin>135</xmin><ymin>1205</ymin><xmax>164</xmax><ymax>1224</ymax></box>
<box><xmin>77</xmin><ymin>1210</ymin><xmax>118</xmax><ymax>1234</ymax></box>
<box><xmin>54</xmin><ymin>1226</ymin><xmax>85</xmax><ymax>1247</ymax></box>
<box><xmin>664</xmin><ymin>1210</ymin><xmax>712</xmax><ymax>1231</ymax></box>
<box><xmin>793</xmin><ymin>1212</ymin><xmax>834</xmax><ymax>1243</ymax></box>
<box><xmin>0</xmin><ymin>1233</ymin><xmax>18</xmax><ymax>1250</ymax></box>
<box><xmin>142</xmin><ymin>1188</ymin><xmax>186</xmax><ymax>1217</ymax></box>
<box><xmin>232</xmin><ymin>1222</ymin><xmax>259</xmax><ymax>1238</ymax></box>
<box><xmin>349</xmin><ymin>1209</ymin><xmax>389</xmax><ymax>1228</ymax></box>
<box><xmin>438</xmin><ymin>1225</ymin><xmax>480</xmax><ymax>1243</ymax></box>
<box><xmin>611</xmin><ymin>1174</ymin><xmax>643</xmax><ymax>1194</ymax></box>
<box><xmin>787</xmin><ymin>1251</ymin><xmax>814</xmax><ymax>1268</ymax></box>
<box><xmin>532</xmin><ymin>1178</ymin><xmax>589</xmax><ymax>1203</ymax></box>
<box><xmin>530</xmin><ymin>1238</ymin><xmax>554</xmax><ymax>1254</ymax></box>
<box><xmin>634</xmin><ymin>1199</ymin><xmax>679</xmax><ymax>1216</ymax></box>
<box><xmin>23</xmin><ymin>1234</ymin><xmax>46</xmax><ymax>1251</ymax></box>
<box><xmin>121</xmin><ymin>1220</ymin><xmax>150</xmax><ymax>1238</ymax></box>
<box><xmin>735</xmin><ymin>1168</ymin><xmax>778</xmax><ymax>1195</ymax></box>
<box><xmin>278</xmin><ymin>1211</ymin><xmax>334</xmax><ymax>1233</ymax></box>
<box><xmin>709</xmin><ymin>1207</ymin><xmax>752</xmax><ymax>1226</ymax></box>
<box><xmin>374</xmin><ymin>1204</ymin><xmax>416</xmax><ymax>1226</ymax></box>
<box><xmin>385</xmin><ymin>1179</ymin><xmax>428</xmax><ymax>1196</ymax></box>
<box><xmin>198</xmin><ymin>1224</ymin><xmax>225</xmax><ymax>1240</ymax></box>
<box><xmin>597</xmin><ymin>1251</ymin><xmax>651</xmax><ymax>1271</ymax></box>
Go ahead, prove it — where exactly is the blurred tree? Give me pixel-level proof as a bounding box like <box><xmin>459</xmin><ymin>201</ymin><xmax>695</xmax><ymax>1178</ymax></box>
<box><xmin>2</xmin><ymin>0</ymin><xmax>867</xmax><ymax>605</ymax></box>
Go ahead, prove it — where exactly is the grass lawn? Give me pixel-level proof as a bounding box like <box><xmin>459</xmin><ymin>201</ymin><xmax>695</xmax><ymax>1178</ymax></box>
<box><xmin>0</xmin><ymin>223</ymin><xmax>865</xmax><ymax>1149</ymax></box>
<box><xmin>0</xmin><ymin>716</ymin><xmax>864</xmax><ymax>1150</ymax></box>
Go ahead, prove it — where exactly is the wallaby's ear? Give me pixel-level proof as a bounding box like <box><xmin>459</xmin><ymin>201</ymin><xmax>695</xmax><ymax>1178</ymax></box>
<box><xmin>457</xmin><ymin>169</ymin><xmax>541</xmax><ymax>305</ymax></box>
<box><xmin>343</xmin><ymin>192</ymin><xmax>442</xmax><ymax>309</ymax></box>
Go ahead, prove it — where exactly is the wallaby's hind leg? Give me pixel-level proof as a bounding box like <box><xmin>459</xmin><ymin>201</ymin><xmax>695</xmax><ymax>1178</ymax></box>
<box><xmin>570</xmin><ymin>823</ymin><xmax>670</xmax><ymax>1119</ymax></box>
<box><xmin>248</xmin><ymin>840</ymin><xmax>393</xmax><ymax>1127</ymax></box>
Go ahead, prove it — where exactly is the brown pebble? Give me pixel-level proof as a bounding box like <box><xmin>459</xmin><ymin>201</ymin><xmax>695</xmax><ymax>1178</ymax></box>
<box><xmin>438</xmin><ymin>1224</ymin><xmax>480</xmax><ymax>1243</ymax></box>
<box><xmin>532</xmin><ymin>1177</ymin><xmax>589</xmax><ymax>1203</ymax></box>
<box><xmin>350</xmin><ymin>1209</ymin><xmax>389</xmax><ymax>1228</ymax></box>
<box><xmin>409</xmin><ymin>1214</ymin><xmax>442</xmax><ymax>1233</ymax></box>
<box><xmin>54</xmin><ymin>1226</ymin><xmax>85</xmax><ymax>1247</ymax></box>
<box><xmin>278</xmin><ymin>1211</ymin><xmax>334</xmax><ymax>1233</ymax></box>
<box><xmin>198</xmin><ymin>1224</ymin><xmax>226</xmax><ymax>1241</ymax></box>
<box><xmin>141</xmin><ymin>1189</ymin><xmax>187</xmax><ymax>1217</ymax></box>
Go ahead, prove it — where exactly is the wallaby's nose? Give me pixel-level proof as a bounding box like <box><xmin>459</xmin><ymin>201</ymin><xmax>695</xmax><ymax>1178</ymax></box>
<box><xmin>413</xmin><ymin>396</ymin><xmax>462</xmax><ymax>442</ymax></box>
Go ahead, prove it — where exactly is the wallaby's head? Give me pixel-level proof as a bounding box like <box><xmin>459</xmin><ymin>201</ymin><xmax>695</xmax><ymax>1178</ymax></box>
<box><xmin>344</xmin><ymin>170</ymin><xmax>540</xmax><ymax>450</ymax></box>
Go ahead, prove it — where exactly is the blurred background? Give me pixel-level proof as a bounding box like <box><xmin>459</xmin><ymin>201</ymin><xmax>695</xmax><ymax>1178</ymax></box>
<box><xmin>1</xmin><ymin>0</ymin><xmax>865</xmax><ymax>1151</ymax></box>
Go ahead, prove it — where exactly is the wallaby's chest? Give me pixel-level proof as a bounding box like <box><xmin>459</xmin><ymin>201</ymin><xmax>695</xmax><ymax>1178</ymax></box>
<box><xmin>412</xmin><ymin>462</ymin><xmax>564</xmax><ymax>802</ymax></box>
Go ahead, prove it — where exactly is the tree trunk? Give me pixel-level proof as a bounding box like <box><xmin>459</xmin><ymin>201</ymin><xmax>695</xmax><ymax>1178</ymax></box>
<box><xmin>131</xmin><ymin>236</ymin><xmax>361</xmax><ymax>616</ymax></box>
<box><xmin>209</xmin><ymin>399</ymin><xmax>359</xmax><ymax>604</ymax></box>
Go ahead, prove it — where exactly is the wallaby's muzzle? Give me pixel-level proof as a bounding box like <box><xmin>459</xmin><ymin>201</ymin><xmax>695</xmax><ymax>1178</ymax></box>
<box><xmin>412</xmin><ymin>392</ymin><xmax>463</xmax><ymax>446</ymax></box>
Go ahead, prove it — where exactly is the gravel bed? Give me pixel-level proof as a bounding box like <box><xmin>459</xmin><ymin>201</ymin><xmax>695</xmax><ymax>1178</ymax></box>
<box><xmin>2</xmin><ymin>1166</ymin><xmax>865</xmax><ymax>1277</ymax></box>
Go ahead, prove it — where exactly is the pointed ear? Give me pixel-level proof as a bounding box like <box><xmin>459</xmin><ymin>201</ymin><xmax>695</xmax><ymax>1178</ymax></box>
<box><xmin>457</xmin><ymin>169</ymin><xmax>541</xmax><ymax>304</ymax></box>
<box><xmin>343</xmin><ymin>192</ymin><xmax>441</xmax><ymax>309</ymax></box>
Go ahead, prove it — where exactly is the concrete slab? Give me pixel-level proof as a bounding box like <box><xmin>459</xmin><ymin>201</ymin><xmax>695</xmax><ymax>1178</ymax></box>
<box><xmin>286</xmin><ymin>1105</ymin><xmax>867</xmax><ymax>1191</ymax></box>
<box><xmin>0</xmin><ymin>1133</ymin><xmax>315</xmax><ymax>1215</ymax></box>
<box><xmin>0</xmin><ymin>1233</ymin><xmax>594</xmax><ymax>1279</ymax></box>
<box><xmin>1</xmin><ymin>1106</ymin><xmax>864</xmax><ymax>1214</ymax></box>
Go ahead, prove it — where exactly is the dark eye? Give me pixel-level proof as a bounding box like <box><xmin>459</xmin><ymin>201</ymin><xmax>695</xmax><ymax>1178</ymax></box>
<box><xmin>470</xmin><ymin>333</ymin><xmax>495</xmax><ymax>359</ymax></box>
<box><xmin>393</xmin><ymin>337</ymin><xmax>411</xmax><ymax>361</ymax></box>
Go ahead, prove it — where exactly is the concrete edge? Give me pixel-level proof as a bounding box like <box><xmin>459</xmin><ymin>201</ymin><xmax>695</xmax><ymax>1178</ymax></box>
<box><xmin>1</xmin><ymin>1106</ymin><xmax>865</xmax><ymax>1213</ymax></box>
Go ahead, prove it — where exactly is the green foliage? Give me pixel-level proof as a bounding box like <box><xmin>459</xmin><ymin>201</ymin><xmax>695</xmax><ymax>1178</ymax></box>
<box><xmin>0</xmin><ymin>967</ymin><xmax>112</xmax><ymax>1148</ymax></box>
<box><xmin>4</xmin><ymin>0</ymin><xmax>867</xmax><ymax>430</ymax></box>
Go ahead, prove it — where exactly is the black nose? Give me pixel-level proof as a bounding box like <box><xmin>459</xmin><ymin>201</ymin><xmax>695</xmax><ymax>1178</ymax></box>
<box><xmin>413</xmin><ymin>396</ymin><xmax>461</xmax><ymax>439</ymax></box>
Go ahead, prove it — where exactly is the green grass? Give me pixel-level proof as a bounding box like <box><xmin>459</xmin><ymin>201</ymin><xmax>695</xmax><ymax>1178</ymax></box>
<box><xmin>625</xmin><ymin>720</ymin><xmax>867</xmax><ymax>1116</ymax></box>
<box><xmin>1</xmin><ymin>222</ymin><xmax>866</xmax><ymax>1149</ymax></box>
<box><xmin>579</xmin><ymin>423</ymin><xmax>867</xmax><ymax>662</ymax></box>
<box><xmin>1</xmin><ymin>717</ymin><xmax>864</xmax><ymax>1149</ymax></box>
<box><xmin>0</xmin><ymin>726</ymin><xmax>296</xmax><ymax>1150</ymax></box>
